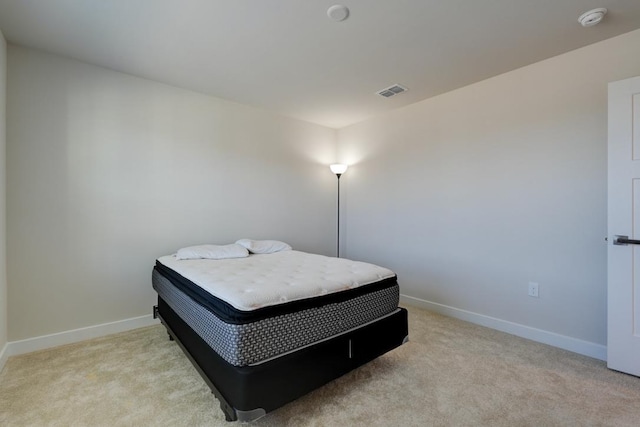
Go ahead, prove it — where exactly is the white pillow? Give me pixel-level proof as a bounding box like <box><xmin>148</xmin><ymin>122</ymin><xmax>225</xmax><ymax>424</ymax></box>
<box><xmin>235</xmin><ymin>239</ymin><xmax>292</xmax><ymax>254</ymax></box>
<box><xmin>176</xmin><ymin>244</ymin><xmax>249</xmax><ymax>260</ymax></box>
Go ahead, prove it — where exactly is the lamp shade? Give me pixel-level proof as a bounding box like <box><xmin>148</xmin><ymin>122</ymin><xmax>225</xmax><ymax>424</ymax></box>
<box><xmin>330</xmin><ymin>164</ymin><xmax>348</xmax><ymax>175</ymax></box>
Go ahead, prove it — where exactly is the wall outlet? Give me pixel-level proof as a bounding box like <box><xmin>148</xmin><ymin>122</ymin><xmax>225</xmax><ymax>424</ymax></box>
<box><xmin>528</xmin><ymin>282</ymin><xmax>539</xmax><ymax>298</ymax></box>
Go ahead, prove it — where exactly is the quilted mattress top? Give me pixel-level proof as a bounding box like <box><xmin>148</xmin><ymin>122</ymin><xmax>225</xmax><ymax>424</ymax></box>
<box><xmin>156</xmin><ymin>250</ymin><xmax>395</xmax><ymax>311</ymax></box>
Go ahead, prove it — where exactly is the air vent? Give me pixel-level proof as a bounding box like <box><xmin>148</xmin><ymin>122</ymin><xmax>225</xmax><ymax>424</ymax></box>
<box><xmin>376</xmin><ymin>84</ymin><xmax>408</xmax><ymax>98</ymax></box>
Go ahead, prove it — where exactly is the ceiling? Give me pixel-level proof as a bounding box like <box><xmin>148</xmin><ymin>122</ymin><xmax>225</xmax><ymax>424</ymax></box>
<box><xmin>1</xmin><ymin>1</ymin><xmax>640</xmax><ymax>129</ymax></box>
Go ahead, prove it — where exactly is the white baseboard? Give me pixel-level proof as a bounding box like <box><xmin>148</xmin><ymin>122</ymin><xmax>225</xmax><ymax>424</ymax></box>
<box><xmin>0</xmin><ymin>342</ymin><xmax>9</xmax><ymax>373</ymax></box>
<box><xmin>1</xmin><ymin>297</ymin><xmax>607</xmax><ymax>373</ymax></box>
<box><xmin>400</xmin><ymin>294</ymin><xmax>607</xmax><ymax>361</ymax></box>
<box><xmin>0</xmin><ymin>315</ymin><xmax>160</xmax><ymax>372</ymax></box>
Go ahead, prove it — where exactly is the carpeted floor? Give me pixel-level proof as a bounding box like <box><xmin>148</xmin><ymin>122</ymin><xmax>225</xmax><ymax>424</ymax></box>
<box><xmin>1</xmin><ymin>305</ymin><xmax>639</xmax><ymax>426</ymax></box>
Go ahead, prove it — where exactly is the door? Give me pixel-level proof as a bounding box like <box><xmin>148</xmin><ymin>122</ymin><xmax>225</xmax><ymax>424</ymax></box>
<box><xmin>608</xmin><ymin>76</ymin><xmax>640</xmax><ymax>376</ymax></box>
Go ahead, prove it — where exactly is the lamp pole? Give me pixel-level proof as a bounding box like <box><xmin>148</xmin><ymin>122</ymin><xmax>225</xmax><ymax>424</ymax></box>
<box><xmin>330</xmin><ymin>164</ymin><xmax>348</xmax><ymax>257</ymax></box>
<box><xmin>336</xmin><ymin>172</ymin><xmax>342</xmax><ymax>257</ymax></box>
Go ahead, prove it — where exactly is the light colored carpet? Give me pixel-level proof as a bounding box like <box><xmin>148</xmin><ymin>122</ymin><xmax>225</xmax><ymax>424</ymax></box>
<box><xmin>1</xmin><ymin>305</ymin><xmax>639</xmax><ymax>426</ymax></box>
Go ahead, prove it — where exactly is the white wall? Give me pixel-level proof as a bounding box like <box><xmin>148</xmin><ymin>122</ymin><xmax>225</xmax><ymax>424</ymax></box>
<box><xmin>7</xmin><ymin>46</ymin><xmax>337</xmax><ymax>341</ymax></box>
<box><xmin>0</xmin><ymin>31</ymin><xmax>7</xmax><ymax>357</ymax></box>
<box><xmin>338</xmin><ymin>29</ymin><xmax>640</xmax><ymax>354</ymax></box>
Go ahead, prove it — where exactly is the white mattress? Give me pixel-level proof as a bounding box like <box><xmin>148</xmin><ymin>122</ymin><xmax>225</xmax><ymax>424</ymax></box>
<box><xmin>156</xmin><ymin>250</ymin><xmax>395</xmax><ymax>311</ymax></box>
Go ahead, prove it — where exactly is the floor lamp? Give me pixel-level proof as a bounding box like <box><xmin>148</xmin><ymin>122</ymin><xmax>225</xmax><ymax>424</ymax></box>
<box><xmin>330</xmin><ymin>164</ymin><xmax>348</xmax><ymax>257</ymax></box>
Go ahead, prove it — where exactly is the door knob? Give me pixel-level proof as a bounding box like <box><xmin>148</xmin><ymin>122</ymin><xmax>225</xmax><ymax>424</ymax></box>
<box><xmin>613</xmin><ymin>235</ymin><xmax>640</xmax><ymax>245</ymax></box>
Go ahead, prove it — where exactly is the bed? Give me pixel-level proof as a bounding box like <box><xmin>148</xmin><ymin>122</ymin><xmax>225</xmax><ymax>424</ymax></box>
<box><xmin>151</xmin><ymin>241</ymin><xmax>409</xmax><ymax>422</ymax></box>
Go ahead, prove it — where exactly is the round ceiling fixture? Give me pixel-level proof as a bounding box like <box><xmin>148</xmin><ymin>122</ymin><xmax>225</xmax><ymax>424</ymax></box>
<box><xmin>578</xmin><ymin>8</ymin><xmax>607</xmax><ymax>27</ymax></box>
<box><xmin>327</xmin><ymin>5</ymin><xmax>349</xmax><ymax>22</ymax></box>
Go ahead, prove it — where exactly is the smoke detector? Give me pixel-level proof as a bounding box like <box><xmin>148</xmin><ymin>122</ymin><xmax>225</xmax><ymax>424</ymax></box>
<box><xmin>578</xmin><ymin>8</ymin><xmax>607</xmax><ymax>27</ymax></box>
<box><xmin>327</xmin><ymin>5</ymin><xmax>349</xmax><ymax>22</ymax></box>
<box><xmin>376</xmin><ymin>84</ymin><xmax>408</xmax><ymax>98</ymax></box>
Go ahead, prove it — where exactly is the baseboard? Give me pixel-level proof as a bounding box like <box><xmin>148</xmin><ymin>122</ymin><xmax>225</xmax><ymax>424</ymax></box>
<box><xmin>1</xmin><ymin>298</ymin><xmax>607</xmax><ymax>373</ymax></box>
<box><xmin>1</xmin><ymin>315</ymin><xmax>160</xmax><ymax>370</ymax></box>
<box><xmin>0</xmin><ymin>342</ymin><xmax>9</xmax><ymax>373</ymax></box>
<box><xmin>400</xmin><ymin>294</ymin><xmax>607</xmax><ymax>361</ymax></box>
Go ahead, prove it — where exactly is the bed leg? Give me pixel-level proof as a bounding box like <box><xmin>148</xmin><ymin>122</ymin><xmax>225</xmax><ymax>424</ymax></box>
<box><xmin>218</xmin><ymin>398</ymin><xmax>237</xmax><ymax>422</ymax></box>
<box><xmin>168</xmin><ymin>333</ymin><xmax>174</xmax><ymax>341</ymax></box>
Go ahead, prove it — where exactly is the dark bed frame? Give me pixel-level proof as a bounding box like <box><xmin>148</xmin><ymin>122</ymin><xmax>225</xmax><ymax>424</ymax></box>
<box><xmin>154</xmin><ymin>296</ymin><xmax>408</xmax><ymax>422</ymax></box>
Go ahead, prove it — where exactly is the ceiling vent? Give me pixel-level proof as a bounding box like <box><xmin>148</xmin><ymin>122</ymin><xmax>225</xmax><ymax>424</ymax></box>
<box><xmin>376</xmin><ymin>84</ymin><xmax>408</xmax><ymax>98</ymax></box>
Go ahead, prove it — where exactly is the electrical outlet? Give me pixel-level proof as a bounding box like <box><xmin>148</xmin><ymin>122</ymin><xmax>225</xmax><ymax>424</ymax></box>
<box><xmin>528</xmin><ymin>282</ymin><xmax>539</xmax><ymax>298</ymax></box>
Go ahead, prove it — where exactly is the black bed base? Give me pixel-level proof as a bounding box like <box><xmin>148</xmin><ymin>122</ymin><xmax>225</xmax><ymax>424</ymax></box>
<box><xmin>156</xmin><ymin>297</ymin><xmax>409</xmax><ymax>422</ymax></box>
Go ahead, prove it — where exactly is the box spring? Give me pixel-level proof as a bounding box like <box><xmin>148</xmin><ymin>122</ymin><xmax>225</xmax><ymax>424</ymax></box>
<box><xmin>157</xmin><ymin>296</ymin><xmax>409</xmax><ymax>421</ymax></box>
